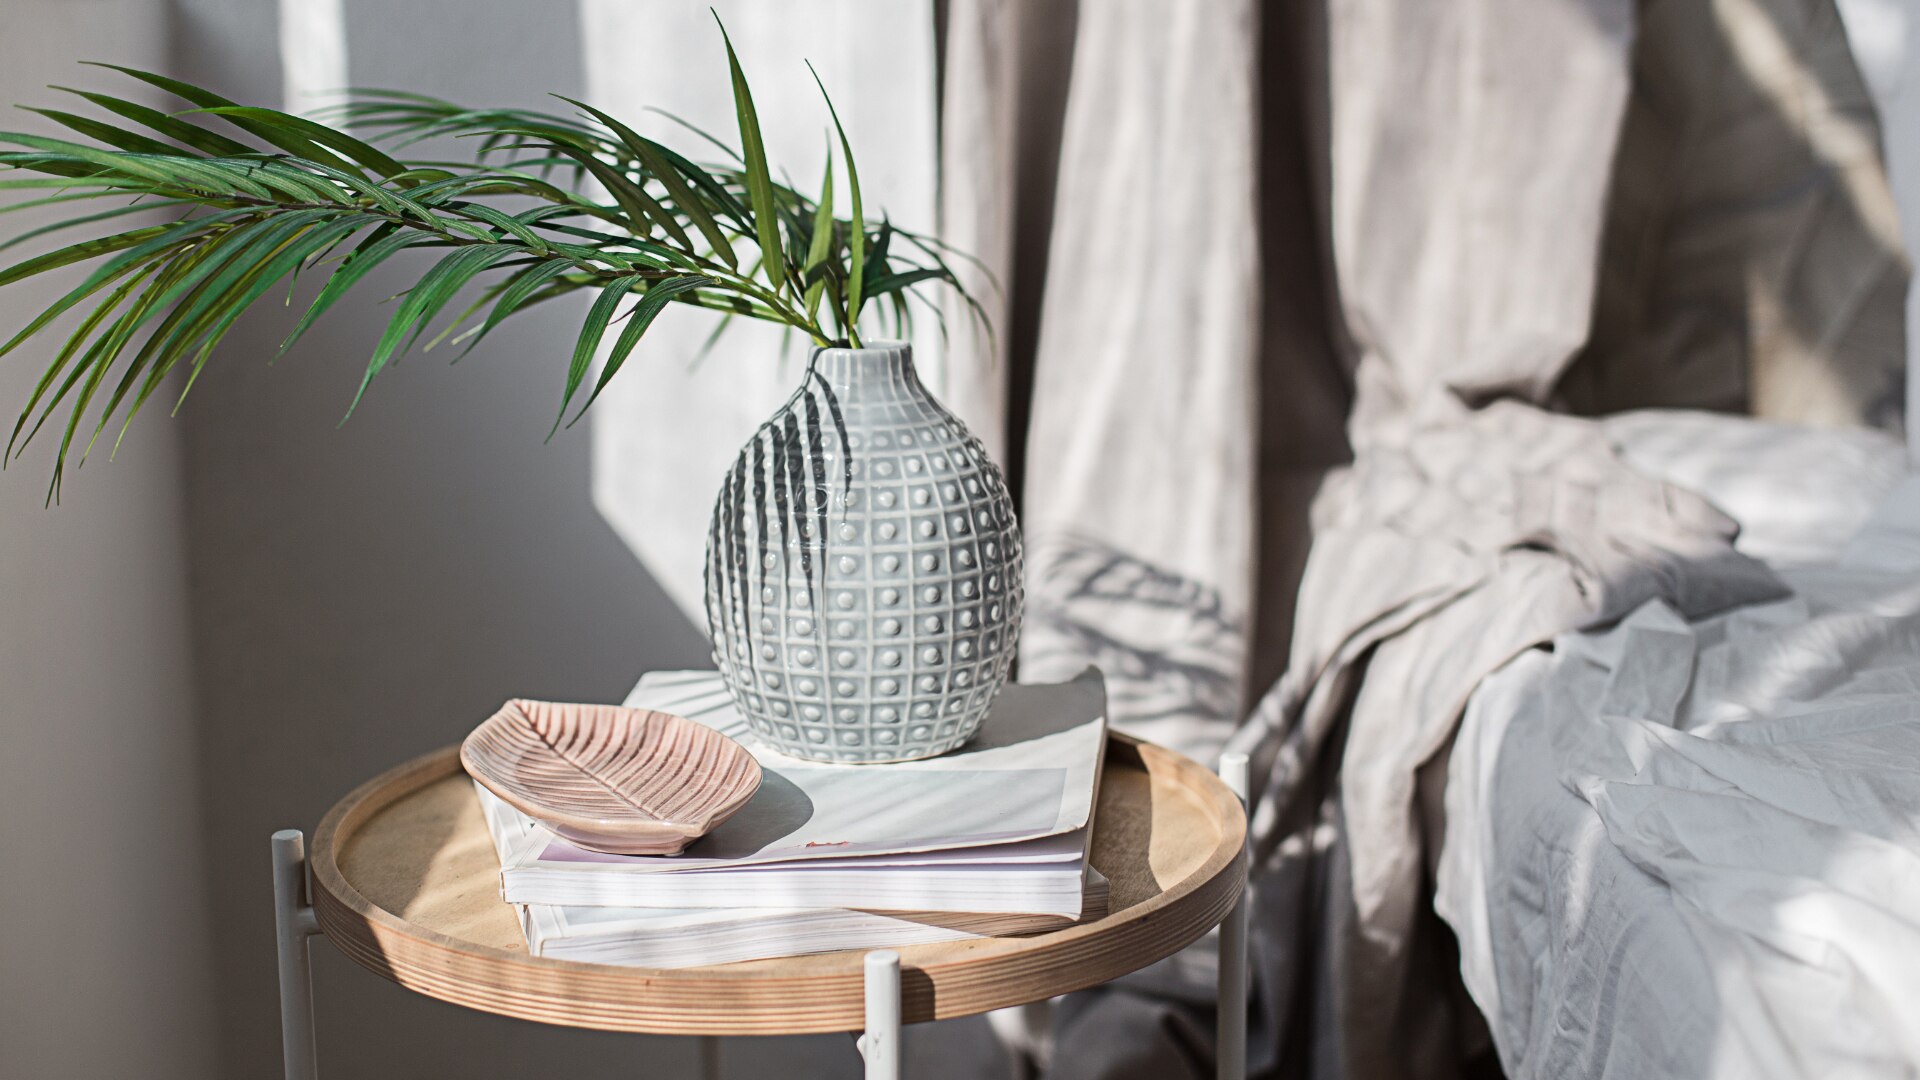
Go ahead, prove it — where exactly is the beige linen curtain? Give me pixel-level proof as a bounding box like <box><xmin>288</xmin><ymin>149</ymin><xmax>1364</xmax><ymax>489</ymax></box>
<box><xmin>947</xmin><ymin>0</ymin><xmax>1265</xmax><ymax>760</ymax></box>
<box><xmin>940</xmin><ymin>1</ymin><xmax>1905</xmax><ymax>1079</ymax></box>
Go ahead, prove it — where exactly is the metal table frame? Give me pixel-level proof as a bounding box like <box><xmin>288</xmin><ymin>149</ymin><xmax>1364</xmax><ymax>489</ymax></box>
<box><xmin>271</xmin><ymin>752</ymin><xmax>1252</xmax><ymax>1080</ymax></box>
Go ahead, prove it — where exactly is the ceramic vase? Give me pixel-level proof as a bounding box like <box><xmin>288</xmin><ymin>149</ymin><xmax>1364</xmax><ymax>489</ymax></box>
<box><xmin>704</xmin><ymin>342</ymin><xmax>1023</xmax><ymax>762</ymax></box>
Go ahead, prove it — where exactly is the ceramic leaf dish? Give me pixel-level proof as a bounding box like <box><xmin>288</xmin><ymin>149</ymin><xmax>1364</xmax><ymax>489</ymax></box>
<box><xmin>461</xmin><ymin>700</ymin><xmax>762</xmax><ymax>855</ymax></box>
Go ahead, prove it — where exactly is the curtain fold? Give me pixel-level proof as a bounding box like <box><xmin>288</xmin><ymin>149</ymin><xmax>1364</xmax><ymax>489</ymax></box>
<box><xmin>1005</xmin><ymin>0</ymin><xmax>1263</xmax><ymax>760</ymax></box>
<box><xmin>1556</xmin><ymin>0</ymin><xmax>1909</xmax><ymax>434</ymax></box>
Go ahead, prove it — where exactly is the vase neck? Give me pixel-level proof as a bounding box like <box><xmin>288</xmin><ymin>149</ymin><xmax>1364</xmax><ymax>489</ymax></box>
<box><xmin>810</xmin><ymin>341</ymin><xmax>916</xmax><ymax>389</ymax></box>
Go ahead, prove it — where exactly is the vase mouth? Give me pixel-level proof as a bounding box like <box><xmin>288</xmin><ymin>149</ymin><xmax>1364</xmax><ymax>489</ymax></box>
<box><xmin>813</xmin><ymin>339</ymin><xmax>911</xmax><ymax>358</ymax></box>
<box><xmin>809</xmin><ymin>339</ymin><xmax>915</xmax><ymax>383</ymax></box>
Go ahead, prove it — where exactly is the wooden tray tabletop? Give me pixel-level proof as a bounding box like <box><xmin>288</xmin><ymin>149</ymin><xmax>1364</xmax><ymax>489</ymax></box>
<box><xmin>308</xmin><ymin>732</ymin><xmax>1247</xmax><ymax>1036</ymax></box>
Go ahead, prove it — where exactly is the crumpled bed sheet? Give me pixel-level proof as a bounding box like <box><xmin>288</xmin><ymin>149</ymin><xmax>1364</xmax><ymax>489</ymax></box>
<box><xmin>1438</xmin><ymin>413</ymin><xmax>1919</xmax><ymax>1079</ymax></box>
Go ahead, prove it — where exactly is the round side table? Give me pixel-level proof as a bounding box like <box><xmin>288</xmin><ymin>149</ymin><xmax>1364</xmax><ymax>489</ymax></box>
<box><xmin>272</xmin><ymin>734</ymin><xmax>1251</xmax><ymax>1080</ymax></box>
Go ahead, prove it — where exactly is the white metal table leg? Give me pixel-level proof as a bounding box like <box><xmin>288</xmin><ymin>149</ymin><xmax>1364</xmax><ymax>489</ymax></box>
<box><xmin>273</xmin><ymin>829</ymin><xmax>322</xmax><ymax>1080</ymax></box>
<box><xmin>857</xmin><ymin>950</ymin><xmax>902</xmax><ymax>1080</ymax></box>
<box><xmin>1217</xmin><ymin>752</ymin><xmax>1250</xmax><ymax>1080</ymax></box>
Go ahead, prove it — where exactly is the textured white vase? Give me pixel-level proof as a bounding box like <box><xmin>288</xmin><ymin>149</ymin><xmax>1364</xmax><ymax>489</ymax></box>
<box><xmin>704</xmin><ymin>342</ymin><xmax>1023</xmax><ymax>762</ymax></box>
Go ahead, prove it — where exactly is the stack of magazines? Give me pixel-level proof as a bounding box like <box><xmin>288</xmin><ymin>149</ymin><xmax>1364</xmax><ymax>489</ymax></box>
<box><xmin>477</xmin><ymin>668</ymin><xmax>1110</xmax><ymax>968</ymax></box>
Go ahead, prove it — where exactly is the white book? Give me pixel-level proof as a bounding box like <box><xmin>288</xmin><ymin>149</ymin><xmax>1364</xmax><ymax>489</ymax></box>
<box><xmin>515</xmin><ymin>879</ymin><xmax>1109</xmax><ymax>968</ymax></box>
<box><xmin>482</xmin><ymin>783</ymin><xmax>1095</xmax><ymax>915</ymax></box>
<box><xmin>478</xmin><ymin>783</ymin><xmax>1109</xmax><ymax>967</ymax></box>
<box><xmin>483</xmin><ymin>670</ymin><xmax>1109</xmax><ymax>916</ymax></box>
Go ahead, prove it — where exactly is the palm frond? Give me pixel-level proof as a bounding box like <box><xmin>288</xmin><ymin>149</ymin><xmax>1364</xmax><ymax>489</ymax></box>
<box><xmin>0</xmin><ymin>18</ymin><xmax>988</xmax><ymax>500</ymax></box>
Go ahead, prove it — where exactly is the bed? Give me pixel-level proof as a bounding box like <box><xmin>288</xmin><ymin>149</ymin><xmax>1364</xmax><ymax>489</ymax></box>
<box><xmin>1436</xmin><ymin>411</ymin><xmax>1920</xmax><ymax>1079</ymax></box>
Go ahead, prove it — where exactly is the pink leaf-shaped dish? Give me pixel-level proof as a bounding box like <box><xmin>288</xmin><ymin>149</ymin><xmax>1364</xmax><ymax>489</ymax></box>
<box><xmin>461</xmin><ymin>699</ymin><xmax>762</xmax><ymax>856</ymax></box>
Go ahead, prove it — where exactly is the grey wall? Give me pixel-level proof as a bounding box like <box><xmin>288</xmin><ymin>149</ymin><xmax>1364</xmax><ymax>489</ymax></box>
<box><xmin>0</xmin><ymin>4</ymin><xmax>218</xmax><ymax>1079</ymax></box>
<box><xmin>166</xmin><ymin>0</ymin><xmax>721</xmax><ymax>1074</ymax></box>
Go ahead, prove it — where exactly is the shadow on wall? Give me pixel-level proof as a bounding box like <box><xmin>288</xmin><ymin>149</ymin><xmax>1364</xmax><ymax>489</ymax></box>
<box><xmin>0</xmin><ymin>6</ymin><xmax>218</xmax><ymax>1079</ymax></box>
<box><xmin>1023</xmin><ymin>534</ymin><xmax>1245</xmax><ymax>729</ymax></box>
<box><xmin>161</xmin><ymin>0</ymin><xmax>722</xmax><ymax>1076</ymax></box>
<box><xmin>178</xmin><ymin>166</ymin><xmax>714</xmax><ymax>1075</ymax></box>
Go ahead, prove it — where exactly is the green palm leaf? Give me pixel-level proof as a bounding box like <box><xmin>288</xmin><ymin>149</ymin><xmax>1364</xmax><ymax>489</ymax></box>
<box><xmin>574</xmin><ymin>274</ymin><xmax>713</xmax><ymax>421</ymax></box>
<box><xmin>349</xmin><ymin>244</ymin><xmax>519</xmax><ymax>419</ymax></box>
<box><xmin>0</xmin><ymin>34</ymin><xmax>989</xmax><ymax>496</ymax></box>
<box><xmin>556</xmin><ymin>273</ymin><xmax>641</xmax><ymax>434</ymax></box>
<box><xmin>803</xmin><ymin>151</ymin><xmax>835</xmax><ymax>322</ymax></box>
<box><xmin>808</xmin><ymin>62</ymin><xmax>863</xmax><ymax>341</ymax></box>
<box><xmin>716</xmin><ymin>17</ymin><xmax>785</xmax><ymax>297</ymax></box>
<box><xmin>559</xmin><ymin>96</ymin><xmax>738</xmax><ymax>270</ymax></box>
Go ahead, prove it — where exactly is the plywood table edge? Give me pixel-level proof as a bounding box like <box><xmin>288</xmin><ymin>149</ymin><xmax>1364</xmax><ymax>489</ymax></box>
<box><xmin>308</xmin><ymin>734</ymin><xmax>1248</xmax><ymax>1036</ymax></box>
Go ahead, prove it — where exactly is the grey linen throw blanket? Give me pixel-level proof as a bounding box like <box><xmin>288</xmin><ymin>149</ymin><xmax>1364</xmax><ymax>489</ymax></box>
<box><xmin>1231</xmin><ymin>404</ymin><xmax>1785</xmax><ymax>1079</ymax></box>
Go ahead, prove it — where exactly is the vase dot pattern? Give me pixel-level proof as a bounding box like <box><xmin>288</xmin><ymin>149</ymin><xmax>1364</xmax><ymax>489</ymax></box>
<box><xmin>704</xmin><ymin>344</ymin><xmax>1024</xmax><ymax>762</ymax></box>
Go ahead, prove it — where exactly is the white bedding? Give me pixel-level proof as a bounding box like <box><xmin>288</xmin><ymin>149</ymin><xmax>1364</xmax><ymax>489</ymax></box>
<box><xmin>1437</xmin><ymin>411</ymin><xmax>1920</xmax><ymax>1079</ymax></box>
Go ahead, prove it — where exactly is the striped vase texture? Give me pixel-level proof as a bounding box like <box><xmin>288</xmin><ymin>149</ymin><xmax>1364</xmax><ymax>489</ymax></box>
<box><xmin>704</xmin><ymin>342</ymin><xmax>1024</xmax><ymax>762</ymax></box>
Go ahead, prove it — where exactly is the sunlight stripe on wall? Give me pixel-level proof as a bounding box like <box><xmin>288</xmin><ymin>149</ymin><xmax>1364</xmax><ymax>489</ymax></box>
<box><xmin>277</xmin><ymin>0</ymin><xmax>348</xmax><ymax>115</ymax></box>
